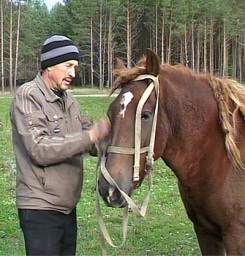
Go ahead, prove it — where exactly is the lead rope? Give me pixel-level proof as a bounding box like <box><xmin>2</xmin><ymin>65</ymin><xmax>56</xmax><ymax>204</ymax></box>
<box><xmin>97</xmin><ymin>156</ymin><xmax>153</xmax><ymax>255</ymax></box>
<box><xmin>95</xmin><ymin>145</ymin><xmax>130</xmax><ymax>255</ymax></box>
<box><xmin>96</xmin><ymin>75</ymin><xmax>159</xmax><ymax>254</ymax></box>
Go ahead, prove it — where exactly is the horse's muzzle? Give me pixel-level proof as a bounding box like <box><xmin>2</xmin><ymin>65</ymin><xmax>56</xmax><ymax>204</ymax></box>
<box><xmin>98</xmin><ymin>175</ymin><xmax>129</xmax><ymax>208</ymax></box>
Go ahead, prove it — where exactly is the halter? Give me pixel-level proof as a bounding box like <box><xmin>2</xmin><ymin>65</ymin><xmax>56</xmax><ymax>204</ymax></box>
<box><xmin>106</xmin><ymin>74</ymin><xmax>160</xmax><ymax>181</ymax></box>
<box><xmin>97</xmin><ymin>74</ymin><xmax>160</xmax><ymax>253</ymax></box>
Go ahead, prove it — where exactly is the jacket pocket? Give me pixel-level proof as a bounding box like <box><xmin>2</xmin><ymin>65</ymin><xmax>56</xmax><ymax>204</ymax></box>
<box><xmin>43</xmin><ymin>158</ymin><xmax>83</xmax><ymax>208</ymax></box>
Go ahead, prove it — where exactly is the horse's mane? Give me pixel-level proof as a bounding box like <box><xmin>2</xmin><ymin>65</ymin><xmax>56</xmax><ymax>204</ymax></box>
<box><xmin>206</xmin><ymin>74</ymin><xmax>245</xmax><ymax>171</ymax></box>
<box><xmin>111</xmin><ymin>57</ymin><xmax>147</xmax><ymax>94</ymax></box>
<box><xmin>112</xmin><ymin>56</ymin><xmax>245</xmax><ymax>171</ymax></box>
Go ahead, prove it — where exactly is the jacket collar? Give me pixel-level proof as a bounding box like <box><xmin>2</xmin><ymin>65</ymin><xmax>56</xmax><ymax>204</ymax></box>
<box><xmin>35</xmin><ymin>72</ymin><xmax>74</xmax><ymax>108</ymax></box>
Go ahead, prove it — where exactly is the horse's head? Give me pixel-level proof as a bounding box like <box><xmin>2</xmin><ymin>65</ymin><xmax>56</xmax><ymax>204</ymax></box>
<box><xmin>98</xmin><ymin>49</ymin><xmax>162</xmax><ymax>208</ymax></box>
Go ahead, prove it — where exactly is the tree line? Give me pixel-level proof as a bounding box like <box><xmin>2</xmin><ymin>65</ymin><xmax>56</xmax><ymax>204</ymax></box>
<box><xmin>1</xmin><ymin>0</ymin><xmax>245</xmax><ymax>91</ymax></box>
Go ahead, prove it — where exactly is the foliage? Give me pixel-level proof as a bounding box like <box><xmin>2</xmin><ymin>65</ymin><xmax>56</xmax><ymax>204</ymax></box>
<box><xmin>0</xmin><ymin>93</ymin><xmax>199</xmax><ymax>255</ymax></box>
<box><xmin>1</xmin><ymin>0</ymin><xmax>245</xmax><ymax>87</ymax></box>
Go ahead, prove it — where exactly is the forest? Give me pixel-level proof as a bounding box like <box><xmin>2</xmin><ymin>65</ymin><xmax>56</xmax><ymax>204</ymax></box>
<box><xmin>1</xmin><ymin>0</ymin><xmax>245</xmax><ymax>91</ymax></box>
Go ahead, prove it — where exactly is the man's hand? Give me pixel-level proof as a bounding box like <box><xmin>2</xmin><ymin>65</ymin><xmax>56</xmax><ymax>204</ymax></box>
<box><xmin>88</xmin><ymin>119</ymin><xmax>111</xmax><ymax>143</ymax></box>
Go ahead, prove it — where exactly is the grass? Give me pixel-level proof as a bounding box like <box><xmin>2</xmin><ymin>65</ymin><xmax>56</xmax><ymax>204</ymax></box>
<box><xmin>0</xmin><ymin>90</ymin><xmax>199</xmax><ymax>255</ymax></box>
<box><xmin>68</xmin><ymin>87</ymin><xmax>116</xmax><ymax>96</ymax></box>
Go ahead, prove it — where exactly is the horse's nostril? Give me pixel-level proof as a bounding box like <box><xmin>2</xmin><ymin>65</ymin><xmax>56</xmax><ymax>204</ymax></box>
<box><xmin>106</xmin><ymin>186</ymin><xmax>127</xmax><ymax>208</ymax></box>
<box><xmin>108</xmin><ymin>186</ymin><xmax>116</xmax><ymax>202</ymax></box>
<box><xmin>108</xmin><ymin>186</ymin><xmax>120</xmax><ymax>202</ymax></box>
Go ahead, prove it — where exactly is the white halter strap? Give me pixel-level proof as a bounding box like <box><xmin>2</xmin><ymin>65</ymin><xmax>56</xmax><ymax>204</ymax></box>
<box><xmin>106</xmin><ymin>74</ymin><xmax>160</xmax><ymax>181</ymax></box>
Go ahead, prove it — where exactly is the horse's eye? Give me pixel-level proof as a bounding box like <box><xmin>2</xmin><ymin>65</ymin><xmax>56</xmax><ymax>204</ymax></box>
<box><xmin>141</xmin><ymin>111</ymin><xmax>151</xmax><ymax>121</ymax></box>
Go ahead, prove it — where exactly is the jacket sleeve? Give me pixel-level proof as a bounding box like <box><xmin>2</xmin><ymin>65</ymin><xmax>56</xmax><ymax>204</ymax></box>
<box><xmin>11</xmin><ymin>87</ymin><xmax>93</xmax><ymax>167</ymax></box>
<box><xmin>73</xmin><ymin>97</ymin><xmax>98</xmax><ymax>156</ymax></box>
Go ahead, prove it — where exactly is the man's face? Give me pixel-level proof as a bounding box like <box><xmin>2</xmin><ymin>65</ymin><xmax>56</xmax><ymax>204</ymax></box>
<box><xmin>47</xmin><ymin>60</ymin><xmax>78</xmax><ymax>91</ymax></box>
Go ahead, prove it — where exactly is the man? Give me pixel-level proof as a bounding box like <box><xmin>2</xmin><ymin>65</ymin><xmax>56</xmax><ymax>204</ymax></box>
<box><xmin>10</xmin><ymin>35</ymin><xmax>110</xmax><ymax>255</ymax></box>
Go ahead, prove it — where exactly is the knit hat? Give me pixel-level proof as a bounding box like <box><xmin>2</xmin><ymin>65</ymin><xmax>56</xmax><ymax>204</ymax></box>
<box><xmin>40</xmin><ymin>35</ymin><xmax>80</xmax><ymax>70</ymax></box>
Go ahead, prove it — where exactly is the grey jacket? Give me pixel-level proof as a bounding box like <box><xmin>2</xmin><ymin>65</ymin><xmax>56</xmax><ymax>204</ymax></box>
<box><xmin>10</xmin><ymin>73</ymin><xmax>93</xmax><ymax>214</ymax></box>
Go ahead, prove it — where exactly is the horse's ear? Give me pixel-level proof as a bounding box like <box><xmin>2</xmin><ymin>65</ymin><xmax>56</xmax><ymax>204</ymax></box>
<box><xmin>145</xmin><ymin>48</ymin><xmax>160</xmax><ymax>76</ymax></box>
<box><xmin>115</xmin><ymin>58</ymin><xmax>126</xmax><ymax>69</ymax></box>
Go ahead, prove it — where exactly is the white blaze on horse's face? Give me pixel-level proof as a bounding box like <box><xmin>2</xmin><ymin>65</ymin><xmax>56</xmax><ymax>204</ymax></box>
<box><xmin>119</xmin><ymin>91</ymin><xmax>134</xmax><ymax>118</ymax></box>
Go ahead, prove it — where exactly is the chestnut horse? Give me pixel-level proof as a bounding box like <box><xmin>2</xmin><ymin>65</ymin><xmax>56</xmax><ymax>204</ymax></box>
<box><xmin>98</xmin><ymin>49</ymin><xmax>245</xmax><ymax>255</ymax></box>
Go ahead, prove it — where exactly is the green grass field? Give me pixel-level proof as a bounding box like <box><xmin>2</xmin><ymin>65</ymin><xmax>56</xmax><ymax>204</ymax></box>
<box><xmin>0</xmin><ymin>92</ymin><xmax>199</xmax><ymax>255</ymax></box>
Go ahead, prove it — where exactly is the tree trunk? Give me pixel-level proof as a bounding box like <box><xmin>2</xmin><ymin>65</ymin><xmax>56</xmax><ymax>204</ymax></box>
<box><xmin>180</xmin><ymin>40</ymin><xmax>183</xmax><ymax>64</ymax></box>
<box><xmin>220</xmin><ymin>32</ymin><xmax>222</xmax><ymax>76</ymax></box>
<box><xmin>1</xmin><ymin>0</ymin><xmax>4</xmax><ymax>92</ymax></box>
<box><xmin>108</xmin><ymin>8</ymin><xmax>113</xmax><ymax>89</ymax></box>
<box><xmin>203</xmin><ymin>19</ymin><xmax>207</xmax><ymax>72</ymax></box>
<box><xmin>99</xmin><ymin>0</ymin><xmax>103</xmax><ymax>89</ymax></box>
<box><xmin>223</xmin><ymin>19</ymin><xmax>228</xmax><ymax>77</ymax></box>
<box><xmin>161</xmin><ymin>11</ymin><xmax>165</xmax><ymax>64</ymax></box>
<box><xmin>209</xmin><ymin>19</ymin><xmax>214</xmax><ymax>75</ymax></box>
<box><xmin>14</xmin><ymin>1</ymin><xmax>21</xmax><ymax>91</ymax></box>
<box><xmin>238</xmin><ymin>33</ymin><xmax>242</xmax><ymax>81</ymax></box>
<box><xmin>9</xmin><ymin>0</ymin><xmax>13</xmax><ymax>91</ymax></box>
<box><xmin>232</xmin><ymin>37</ymin><xmax>237</xmax><ymax>78</ymax></box>
<box><xmin>127</xmin><ymin>0</ymin><xmax>132</xmax><ymax>68</ymax></box>
<box><xmin>102</xmin><ymin>12</ymin><xmax>107</xmax><ymax>88</ymax></box>
<box><xmin>167</xmin><ymin>9</ymin><xmax>172</xmax><ymax>64</ymax></box>
<box><xmin>232</xmin><ymin>23</ymin><xmax>239</xmax><ymax>79</ymax></box>
<box><xmin>191</xmin><ymin>22</ymin><xmax>194</xmax><ymax>71</ymax></box>
<box><xmin>90</xmin><ymin>16</ymin><xmax>94</xmax><ymax>88</ymax></box>
<box><xmin>197</xmin><ymin>26</ymin><xmax>200</xmax><ymax>72</ymax></box>
<box><xmin>184</xmin><ymin>22</ymin><xmax>188</xmax><ymax>67</ymax></box>
<box><xmin>243</xmin><ymin>35</ymin><xmax>245</xmax><ymax>81</ymax></box>
<box><xmin>155</xmin><ymin>3</ymin><xmax>158</xmax><ymax>54</ymax></box>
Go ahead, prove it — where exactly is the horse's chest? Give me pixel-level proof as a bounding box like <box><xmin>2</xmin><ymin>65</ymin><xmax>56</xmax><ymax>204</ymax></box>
<box><xmin>179</xmin><ymin>183</ymin><xmax>222</xmax><ymax>233</ymax></box>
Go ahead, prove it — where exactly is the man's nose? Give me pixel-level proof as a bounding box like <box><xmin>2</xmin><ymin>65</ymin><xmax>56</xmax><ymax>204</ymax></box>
<box><xmin>69</xmin><ymin>67</ymin><xmax>76</xmax><ymax>78</ymax></box>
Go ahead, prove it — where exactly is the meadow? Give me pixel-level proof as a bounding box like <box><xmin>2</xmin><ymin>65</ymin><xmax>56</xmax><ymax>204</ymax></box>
<box><xmin>0</xmin><ymin>92</ymin><xmax>200</xmax><ymax>255</ymax></box>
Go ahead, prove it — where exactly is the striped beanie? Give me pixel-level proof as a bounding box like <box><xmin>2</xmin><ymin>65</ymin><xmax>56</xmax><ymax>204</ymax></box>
<box><xmin>41</xmin><ymin>35</ymin><xmax>80</xmax><ymax>70</ymax></box>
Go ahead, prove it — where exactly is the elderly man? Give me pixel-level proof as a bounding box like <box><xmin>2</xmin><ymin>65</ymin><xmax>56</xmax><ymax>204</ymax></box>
<box><xmin>10</xmin><ymin>35</ymin><xmax>110</xmax><ymax>256</ymax></box>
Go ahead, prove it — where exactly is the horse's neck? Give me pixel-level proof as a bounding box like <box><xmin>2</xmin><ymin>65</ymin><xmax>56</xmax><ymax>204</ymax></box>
<box><xmin>159</xmin><ymin>79</ymin><xmax>224</xmax><ymax>182</ymax></box>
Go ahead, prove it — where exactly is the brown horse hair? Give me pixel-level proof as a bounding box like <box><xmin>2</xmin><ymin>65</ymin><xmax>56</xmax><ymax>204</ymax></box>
<box><xmin>109</xmin><ymin>57</ymin><xmax>147</xmax><ymax>96</ymax></box>
<box><xmin>111</xmin><ymin>57</ymin><xmax>245</xmax><ymax>172</ymax></box>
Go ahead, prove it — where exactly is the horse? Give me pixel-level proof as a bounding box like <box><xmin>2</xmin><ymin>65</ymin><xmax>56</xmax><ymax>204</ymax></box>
<box><xmin>98</xmin><ymin>48</ymin><xmax>245</xmax><ymax>255</ymax></box>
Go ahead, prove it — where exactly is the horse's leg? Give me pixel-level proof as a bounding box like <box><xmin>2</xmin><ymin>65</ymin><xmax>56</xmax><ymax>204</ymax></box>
<box><xmin>194</xmin><ymin>224</ymin><xmax>226</xmax><ymax>256</ymax></box>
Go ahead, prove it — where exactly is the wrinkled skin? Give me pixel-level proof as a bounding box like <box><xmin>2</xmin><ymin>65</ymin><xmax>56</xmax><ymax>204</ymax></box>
<box><xmin>98</xmin><ymin>49</ymin><xmax>245</xmax><ymax>255</ymax></box>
